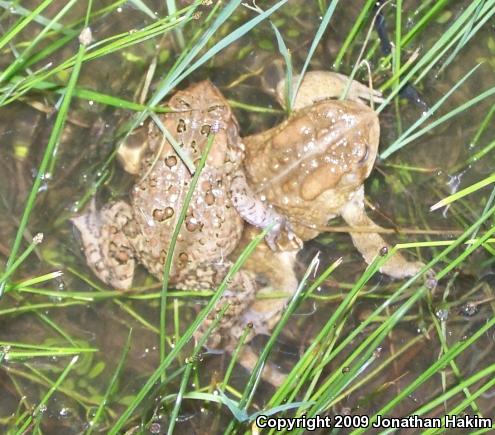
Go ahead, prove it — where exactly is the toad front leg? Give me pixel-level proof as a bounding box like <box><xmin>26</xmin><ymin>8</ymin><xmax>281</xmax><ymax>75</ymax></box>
<box><xmin>230</xmin><ymin>170</ymin><xmax>302</xmax><ymax>251</ymax></box>
<box><xmin>72</xmin><ymin>200</ymin><xmax>137</xmax><ymax>289</ymax></box>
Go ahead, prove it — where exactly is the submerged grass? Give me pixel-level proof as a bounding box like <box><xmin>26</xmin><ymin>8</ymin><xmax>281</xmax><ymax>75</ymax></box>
<box><xmin>0</xmin><ymin>19</ymin><xmax>90</xmax><ymax>296</ymax></box>
<box><xmin>0</xmin><ymin>0</ymin><xmax>494</xmax><ymax>433</ymax></box>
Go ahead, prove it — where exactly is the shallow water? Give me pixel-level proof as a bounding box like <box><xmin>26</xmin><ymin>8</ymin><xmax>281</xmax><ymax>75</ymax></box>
<box><xmin>0</xmin><ymin>0</ymin><xmax>494</xmax><ymax>433</ymax></box>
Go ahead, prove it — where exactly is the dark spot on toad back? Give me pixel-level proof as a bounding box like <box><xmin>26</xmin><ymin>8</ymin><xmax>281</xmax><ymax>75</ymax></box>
<box><xmin>177</xmin><ymin>98</ymin><xmax>191</xmax><ymax>109</ymax></box>
<box><xmin>205</xmin><ymin>192</ymin><xmax>215</xmax><ymax>205</ymax></box>
<box><xmin>165</xmin><ymin>156</ymin><xmax>177</xmax><ymax>167</ymax></box>
<box><xmin>186</xmin><ymin>219</ymin><xmax>199</xmax><ymax>232</ymax></box>
<box><xmin>177</xmin><ymin>119</ymin><xmax>186</xmax><ymax>133</ymax></box>
<box><xmin>153</xmin><ymin>207</ymin><xmax>174</xmax><ymax>222</ymax></box>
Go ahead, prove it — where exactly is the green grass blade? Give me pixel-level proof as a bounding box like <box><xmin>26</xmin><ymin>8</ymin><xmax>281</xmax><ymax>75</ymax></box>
<box><xmin>437</xmin><ymin>1</ymin><xmax>484</xmax><ymax>74</ymax></box>
<box><xmin>14</xmin><ymin>356</ymin><xmax>79</xmax><ymax>434</ymax></box>
<box><xmin>303</xmin><ymin>204</ymin><xmax>495</xmax><ymax>424</ymax></box>
<box><xmin>245</xmin><ymin>1</ymin><xmax>293</xmax><ymax>111</ymax></box>
<box><xmin>0</xmin><ymin>0</ymin><xmax>53</xmax><ymax>51</ymax></box>
<box><xmin>242</xmin><ymin>254</ymin><xmax>321</xmax><ymax>408</ymax></box>
<box><xmin>0</xmin><ymin>1</ymin><xmax>70</xmax><ymax>34</ymax></box>
<box><xmin>0</xmin><ymin>9</ymin><xmax>192</xmax><ymax>106</ymax></box>
<box><xmin>430</xmin><ymin>173</ymin><xmax>495</xmax><ymax>211</ymax></box>
<box><xmin>172</xmin><ymin>0</ymin><xmax>289</xmax><ymax>93</ymax></box>
<box><xmin>147</xmin><ymin>0</ymin><xmax>242</xmax><ymax>105</ymax></box>
<box><xmin>271</xmin><ymin>16</ymin><xmax>293</xmax><ymax>112</ymax></box>
<box><xmin>86</xmin><ymin>329</ymin><xmax>132</xmax><ymax>434</ymax></box>
<box><xmin>109</xmin><ymin>230</ymin><xmax>266</xmax><ymax>433</ymax></box>
<box><xmin>0</xmin><ymin>0</ymin><xmax>79</xmax><ymax>83</ymax></box>
<box><xmin>159</xmin><ymin>133</ymin><xmax>214</xmax><ymax>371</ymax></box>
<box><xmin>291</xmin><ymin>0</ymin><xmax>340</xmax><ymax>109</ymax></box>
<box><xmin>380</xmin><ymin>63</ymin><xmax>481</xmax><ymax>158</ymax></box>
<box><xmin>333</xmin><ymin>0</ymin><xmax>375</xmax><ymax>70</ymax></box>
<box><xmin>166</xmin><ymin>304</ymin><xmax>230</xmax><ymax>434</ymax></box>
<box><xmin>128</xmin><ymin>0</ymin><xmax>157</xmax><ymax>20</ymax></box>
<box><xmin>377</xmin><ymin>0</ymin><xmax>495</xmax><ymax>108</ymax></box>
<box><xmin>352</xmin><ymin>314</ymin><xmax>495</xmax><ymax>434</ymax></box>
<box><xmin>0</xmin><ymin>29</ymin><xmax>89</xmax><ymax>297</ymax></box>
<box><xmin>381</xmin><ymin>83</ymin><xmax>495</xmax><ymax>159</ymax></box>
<box><xmin>0</xmin><ymin>234</ymin><xmax>43</xmax><ymax>284</ymax></box>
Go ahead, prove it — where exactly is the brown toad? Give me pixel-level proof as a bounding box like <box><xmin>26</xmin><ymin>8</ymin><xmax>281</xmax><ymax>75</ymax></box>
<box><xmin>74</xmin><ymin>74</ymin><xmax>424</xmax><ymax>358</ymax></box>
<box><xmin>73</xmin><ymin>81</ymin><xmax>301</xmax><ymax>346</ymax></box>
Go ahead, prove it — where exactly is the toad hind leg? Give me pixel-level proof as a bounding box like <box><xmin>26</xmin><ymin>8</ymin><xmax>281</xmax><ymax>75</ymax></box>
<box><xmin>340</xmin><ymin>187</ymin><xmax>424</xmax><ymax>279</ymax></box>
<box><xmin>177</xmin><ymin>254</ymin><xmax>298</xmax><ymax>387</ymax></box>
<box><xmin>175</xmin><ymin>261</ymin><xmax>257</xmax><ymax>349</ymax></box>
<box><xmin>72</xmin><ymin>200</ymin><xmax>136</xmax><ymax>290</ymax></box>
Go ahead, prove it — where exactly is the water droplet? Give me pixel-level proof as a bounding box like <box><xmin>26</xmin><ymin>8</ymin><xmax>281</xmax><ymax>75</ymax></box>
<box><xmin>59</xmin><ymin>407</ymin><xmax>70</xmax><ymax>417</ymax></box>
<box><xmin>435</xmin><ymin>308</ymin><xmax>449</xmax><ymax>321</ymax></box>
<box><xmin>150</xmin><ymin>423</ymin><xmax>161</xmax><ymax>433</ymax></box>
<box><xmin>373</xmin><ymin>346</ymin><xmax>382</xmax><ymax>358</ymax></box>
<box><xmin>460</xmin><ymin>302</ymin><xmax>477</xmax><ymax>317</ymax></box>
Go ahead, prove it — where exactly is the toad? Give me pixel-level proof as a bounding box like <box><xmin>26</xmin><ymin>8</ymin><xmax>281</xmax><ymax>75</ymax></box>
<box><xmin>243</xmin><ymin>71</ymin><xmax>424</xmax><ymax>279</ymax></box>
<box><xmin>72</xmin><ymin>81</ymin><xmax>299</xmax><ymax>345</ymax></box>
<box><xmin>231</xmin><ymin>72</ymin><xmax>426</xmax><ymax>383</ymax></box>
<box><xmin>74</xmin><ymin>73</ymin><xmax>425</xmax><ymax>353</ymax></box>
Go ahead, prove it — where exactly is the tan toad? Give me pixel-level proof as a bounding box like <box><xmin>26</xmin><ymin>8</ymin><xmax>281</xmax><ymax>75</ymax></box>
<box><xmin>243</xmin><ymin>71</ymin><xmax>424</xmax><ymax>279</ymax></box>
<box><xmin>231</xmin><ymin>72</ymin><xmax>426</xmax><ymax>383</ymax></box>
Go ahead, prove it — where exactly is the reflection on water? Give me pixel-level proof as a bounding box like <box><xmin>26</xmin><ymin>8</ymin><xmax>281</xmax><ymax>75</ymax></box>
<box><xmin>0</xmin><ymin>0</ymin><xmax>494</xmax><ymax>432</ymax></box>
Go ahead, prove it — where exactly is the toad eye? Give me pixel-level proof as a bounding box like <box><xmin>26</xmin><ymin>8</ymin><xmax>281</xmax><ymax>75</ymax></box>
<box><xmin>357</xmin><ymin>145</ymin><xmax>369</xmax><ymax>163</ymax></box>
